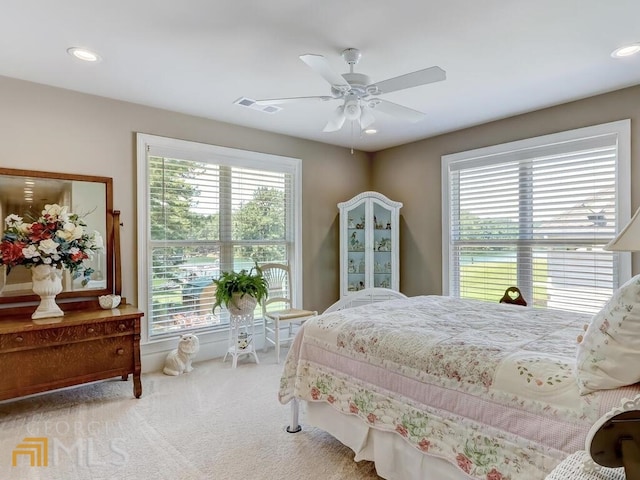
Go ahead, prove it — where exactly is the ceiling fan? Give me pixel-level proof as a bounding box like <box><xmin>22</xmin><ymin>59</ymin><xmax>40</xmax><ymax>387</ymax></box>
<box><xmin>254</xmin><ymin>48</ymin><xmax>446</xmax><ymax>133</ymax></box>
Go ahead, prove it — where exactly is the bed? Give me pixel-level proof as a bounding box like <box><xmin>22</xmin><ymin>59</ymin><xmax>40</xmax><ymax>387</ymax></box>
<box><xmin>278</xmin><ymin>290</ymin><xmax>640</xmax><ymax>480</ymax></box>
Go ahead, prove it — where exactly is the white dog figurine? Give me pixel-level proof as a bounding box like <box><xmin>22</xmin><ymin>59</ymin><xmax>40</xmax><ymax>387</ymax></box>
<box><xmin>163</xmin><ymin>334</ymin><xmax>200</xmax><ymax>376</ymax></box>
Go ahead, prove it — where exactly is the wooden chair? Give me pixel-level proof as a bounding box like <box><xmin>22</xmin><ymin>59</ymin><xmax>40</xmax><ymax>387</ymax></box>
<box><xmin>260</xmin><ymin>263</ymin><xmax>317</xmax><ymax>363</ymax></box>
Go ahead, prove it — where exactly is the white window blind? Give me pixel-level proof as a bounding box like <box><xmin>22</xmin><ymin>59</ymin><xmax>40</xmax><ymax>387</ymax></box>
<box><xmin>442</xmin><ymin>121</ymin><xmax>630</xmax><ymax>314</ymax></box>
<box><xmin>137</xmin><ymin>134</ymin><xmax>301</xmax><ymax>339</ymax></box>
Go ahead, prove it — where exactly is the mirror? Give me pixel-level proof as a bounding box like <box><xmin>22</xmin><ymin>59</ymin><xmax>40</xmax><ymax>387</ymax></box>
<box><xmin>0</xmin><ymin>168</ymin><xmax>113</xmax><ymax>305</ymax></box>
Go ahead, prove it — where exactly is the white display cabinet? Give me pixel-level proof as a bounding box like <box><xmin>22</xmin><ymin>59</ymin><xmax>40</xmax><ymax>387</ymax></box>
<box><xmin>338</xmin><ymin>191</ymin><xmax>402</xmax><ymax>298</ymax></box>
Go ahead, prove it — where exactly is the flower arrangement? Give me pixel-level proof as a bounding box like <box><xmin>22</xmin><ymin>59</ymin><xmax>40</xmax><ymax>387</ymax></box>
<box><xmin>0</xmin><ymin>204</ymin><xmax>104</xmax><ymax>285</ymax></box>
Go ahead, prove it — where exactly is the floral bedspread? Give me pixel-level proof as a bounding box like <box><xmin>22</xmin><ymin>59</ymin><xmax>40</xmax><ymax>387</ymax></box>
<box><xmin>278</xmin><ymin>295</ymin><xmax>640</xmax><ymax>480</ymax></box>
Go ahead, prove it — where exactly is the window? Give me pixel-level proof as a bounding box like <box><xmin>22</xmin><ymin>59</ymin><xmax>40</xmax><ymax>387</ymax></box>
<box><xmin>442</xmin><ymin>120</ymin><xmax>630</xmax><ymax>314</ymax></box>
<box><xmin>137</xmin><ymin>134</ymin><xmax>302</xmax><ymax>339</ymax></box>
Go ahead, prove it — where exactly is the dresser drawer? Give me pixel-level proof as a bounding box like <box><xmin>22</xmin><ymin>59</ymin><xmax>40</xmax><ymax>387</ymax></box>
<box><xmin>104</xmin><ymin>319</ymin><xmax>136</xmax><ymax>335</ymax></box>
<box><xmin>0</xmin><ymin>323</ymin><xmax>105</xmax><ymax>351</ymax></box>
<box><xmin>0</xmin><ymin>337</ymin><xmax>135</xmax><ymax>397</ymax></box>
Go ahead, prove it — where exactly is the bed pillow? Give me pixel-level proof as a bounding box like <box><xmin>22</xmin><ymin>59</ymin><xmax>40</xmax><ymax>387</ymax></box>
<box><xmin>576</xmin><ymin>274</ymin><xmax>640</xmax><ymax>395</ymax></box>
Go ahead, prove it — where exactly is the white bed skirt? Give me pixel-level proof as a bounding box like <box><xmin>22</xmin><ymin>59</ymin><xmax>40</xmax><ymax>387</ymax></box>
<box><xmin>305</xmin><ymin>401</ymin><xmax>470</xmax><ymax>480</ymax></box>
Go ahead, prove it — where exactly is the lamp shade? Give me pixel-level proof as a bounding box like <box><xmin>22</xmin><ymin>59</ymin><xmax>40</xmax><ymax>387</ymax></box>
<box><xmin>605</xmin><ymin>206</ymin><xmax>640</xmax><ymax>252</ymax></box>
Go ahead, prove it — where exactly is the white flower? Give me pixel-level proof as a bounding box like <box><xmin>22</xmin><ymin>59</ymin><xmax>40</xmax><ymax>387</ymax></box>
<box><xmin>56</xmin><ymin>222</ymin><xmax>84</xmax><ymax>242</ymax></box>
<box><xmin>38</xmin><ymin>238</ymin><xmax>60</xmax><ymax>256</ymax></box>
<box><xmin>42</xmin><ymin>204</ymin><xmax>69</xmax><ymax>222</ymax></box>
<box><xmin>22</xmin><ymin>245</ymin><xmax>41</xmax><ymax>259</ymax></box>
<box><xmin>4</xmin><ymin>214</ymin><xmax>23</xmax><ymax>228</ymax></box>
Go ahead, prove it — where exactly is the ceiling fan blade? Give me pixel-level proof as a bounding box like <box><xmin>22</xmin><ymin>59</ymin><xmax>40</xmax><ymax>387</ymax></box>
<box><xmin>300</xmin><ymin>54</ymin><xmax>351</xmax><ymax>90</ymax></box>
<box><xmin>323</xmin><ymin>105</ymin><xmax>346</xmax><ymax>132</ymax></box>
<box><xmin>373</xmin><ymin>99</ymin><xmax>426</xmax><ymax>123</ymax></box>
<box><xmin>254</xmin><ymin>96</ymin><xmax>333</xmax><ymax>105</ymax></box>
<box><xmin>371</xmin><ymin>66</ymin><xmax>446</xmax><ymax>95</ymax></box>
<box><xmin>359</xmin><ymin>106</ymin><xmax>376</xmax><ymax>129</ymax></box>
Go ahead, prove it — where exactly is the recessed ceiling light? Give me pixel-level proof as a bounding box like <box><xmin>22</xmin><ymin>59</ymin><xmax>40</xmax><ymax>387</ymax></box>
<box><xmin>364</xmin><ymin>129</ymin><xmax>377</xmax><ymax>135</ymax></box>
<box><xmin>67</xmin><ymin>47</ymin><xmax>101</xmax><ymax>63</ymax></box>
<box><xmin>611</xmin><ymin>43</ymin><xmax>640</xmax><ymax>58</ymax></box>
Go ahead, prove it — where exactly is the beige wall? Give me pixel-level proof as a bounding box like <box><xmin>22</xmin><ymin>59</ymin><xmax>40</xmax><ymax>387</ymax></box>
<box><xmin>372</xmin><ymin>84</ymin><xmax>640</xmax><ymax>297</ymax></box>
<box><xmin>4</xmin><ymin>74</ymin><xmax>639</xmax><ymax>312</ymax></box>
<box><xmin>0</xmin><ymin>76</ymin><xmax>371</xmax><ymax>313</ymax></box>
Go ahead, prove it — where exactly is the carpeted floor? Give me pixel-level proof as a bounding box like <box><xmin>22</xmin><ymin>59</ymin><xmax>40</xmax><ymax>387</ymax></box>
<box><xmin>0</xmin><ymin>351</ymin><xmax>381</xmax><ymax>479</ymax></box>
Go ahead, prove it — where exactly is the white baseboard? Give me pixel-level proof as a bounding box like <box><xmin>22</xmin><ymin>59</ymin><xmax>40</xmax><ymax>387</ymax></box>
<box><xmin>140</xmin><ymin>330</ymin><xmax>266</xmax><ymax>373</ymax></box>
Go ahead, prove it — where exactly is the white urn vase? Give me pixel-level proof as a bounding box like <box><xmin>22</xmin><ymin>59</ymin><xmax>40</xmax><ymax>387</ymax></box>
<box><xmin>31</xmin><ymin>264</ymin><xmax>64</xmax><ymax>321</ymax></box>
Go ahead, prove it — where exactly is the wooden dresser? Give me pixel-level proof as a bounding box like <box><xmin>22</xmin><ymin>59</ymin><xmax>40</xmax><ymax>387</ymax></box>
<box><xmin>0</xmin><ymin>304</ymin><xmax>143</xmax><ymax>401</ymax></box>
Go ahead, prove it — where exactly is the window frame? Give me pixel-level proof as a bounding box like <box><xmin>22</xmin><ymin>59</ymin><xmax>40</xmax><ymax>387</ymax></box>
<box><xmin>136</xmin><ymin>133</ymin><xmax>303</xmax><ymax>343</ymax></box>
<box><xmin>441</xmin><ymin>120</ymin><xmax>631</xmax><ymax>308</ymax></box>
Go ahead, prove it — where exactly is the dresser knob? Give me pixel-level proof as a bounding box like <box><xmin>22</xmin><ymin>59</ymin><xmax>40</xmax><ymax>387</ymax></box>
<box><xmin>87</xmin><ymin>327</ymin><xmax>95</xmax><ymax>334</ymax></box>
<box><xmin>118</xmin><ymin>324</ymin><xmax>126</xmax><ymax>331</ymax></box>
<box><xmin>15</xmin><ymin>336</ymin><xmax>24</xmax><ymax>343</ymax></box>
<box><xmin>116</xmin><ymin>348</ymin><xmax>124</xmax><ymax>355</ymax></box>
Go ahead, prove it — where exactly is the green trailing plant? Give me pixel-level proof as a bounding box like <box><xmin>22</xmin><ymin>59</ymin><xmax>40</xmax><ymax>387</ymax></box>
<box><xmin>212</xmin><ymin>263</ymin><xmax>269</xmax><ymax>312</ymax></box>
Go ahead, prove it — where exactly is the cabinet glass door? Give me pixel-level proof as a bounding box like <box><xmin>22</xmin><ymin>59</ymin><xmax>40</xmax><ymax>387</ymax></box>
<box><xmin>346</xmin><ymin>202</ymin><xmax>367</xmax><ymax>292</ymax></box>
<box><xmin>372</xmin><ymin>200</ymin><xmax>393</xmax><ymax>288</ymax></box>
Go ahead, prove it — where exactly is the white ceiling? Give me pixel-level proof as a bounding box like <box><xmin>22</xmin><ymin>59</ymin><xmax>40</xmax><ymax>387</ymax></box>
<box><xmin>2</xmin><ymin>1</ymin><xmax>640</xmax><ymax>152</ymax></box>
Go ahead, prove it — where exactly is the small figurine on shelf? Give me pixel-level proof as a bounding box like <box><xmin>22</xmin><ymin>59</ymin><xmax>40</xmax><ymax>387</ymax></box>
<box><xmin>356</xmin><ymin>216</ymin><xmax>365</xmax><ymax>229</ymax></box>
<box><xmin>358</xmin><ymin>281</ymin><xmax>365</xmax><ymax>290</ymax></box>
<box><xmin>385</xmin><ymin>261</ymin><xmax>392</xmax><ymax>273</ymax></box>
<box><xmin>386</xmin><ymin>222</ymin><xmax>391</xmax><ymax>230</ymax></box>
<box><xmin>377</xmin><ymin>238</ymin><xmax>391</xmax><ymax>251</ymax></box>
<box><xmin>350</xmin><ymin>232</ymin><xmax>358</xmax><ymax>249</ymax></box>
<box><xmin>374</xmin><ymin>261</ymin><xmax>382</xmax><ymax>273</ymax></box>
<box><xmin>348</xmin><ymin>259</ymin><xmax>356</xmax><ymax>273</ymax></box>
<box><xmin>380</xmin><ymin>278</ymin><xmax>390</xmax><ymax>289</ymax></box>
<box><xmin>348</xmin><ymin>217</ymin><xmax>355</xmax><ymax>229</ymax></box>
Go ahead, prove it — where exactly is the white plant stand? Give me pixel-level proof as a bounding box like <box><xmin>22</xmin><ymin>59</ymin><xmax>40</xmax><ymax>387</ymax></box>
<box><xmin>223</xmin><ymin>312</ymin><xmax>259</xmax><ymax>368</ymax></box>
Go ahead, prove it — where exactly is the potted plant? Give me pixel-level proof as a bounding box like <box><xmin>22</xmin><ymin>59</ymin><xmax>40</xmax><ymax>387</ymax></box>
<box><xmin>212</xmin><ymin>263</ymin><xmax>269</xmax><ymax>316</ymax></box>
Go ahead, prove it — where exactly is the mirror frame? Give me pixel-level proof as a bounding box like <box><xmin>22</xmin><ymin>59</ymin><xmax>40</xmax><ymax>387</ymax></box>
<box><xmin>0</xmin><ymin>167</ymin><xmax>114</xmax><ymax>305</ymax></box>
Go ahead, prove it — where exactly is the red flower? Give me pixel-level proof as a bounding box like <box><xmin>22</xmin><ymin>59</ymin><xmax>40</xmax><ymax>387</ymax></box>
<box><xmin>367</xmin><ymin>413</ymin><xmax>377</xmax><ymax>424</ymax></box>
<box><xmin>310</xmin><ymin>387</ymin><xmax>320</xmax><ymax>400</ymax></box>
<box><xmin>349</xmin><ymin>402</ymin><xmax>359</xmax><ymax>414</ymax></box>
<box><xmin>418</xmin><ymin>439</ymin><xmax>431</xmax><ymax>452</ymax></box>
<box><xmin>395</xmin><ymin>424</ymin><xmax>408</xmax><ymax>437</ymax></box>
<box><xmin>327</xmin><ymin>395</ymin><xmax>335</xmax><ymax>404</ymax></box>
<box><xmin>28</xmin><ymin>222</ymin><xmax>55</xmax><ymax>242</ymax></box>
<box><xmin>486</xmin><ymin>468</ymin><xmax>503</xmax><ymax>480</ymax></box>
<box><xmin>70</xmin><ymin>251</ymin><xmax>86</xmax><ymax>262</ymax></box>
<box><xmin>0</xmin><ymin>240</ymin><xmax>26</xmax><ymax>266</ymax></box>
<box><xmin>456</xmin><ymin>453</ymin><xmax>472</xmax><ymax>473</ymax></box>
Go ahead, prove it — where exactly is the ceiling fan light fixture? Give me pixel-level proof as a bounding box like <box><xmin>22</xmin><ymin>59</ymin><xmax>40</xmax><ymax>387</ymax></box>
<box><xmin>252</xmin><ymin>48</ymin><xmax>446</xmax><ymax>135</ymax></box>
<box><xmin>611</xmin><ymin>43</ymin><xmax>640</xmax><ymax>58</ymax></box>
<box><xmin>344</xmin><ymin>102</ymin><xmax>360</xmax><ymax>120</ymax></box>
